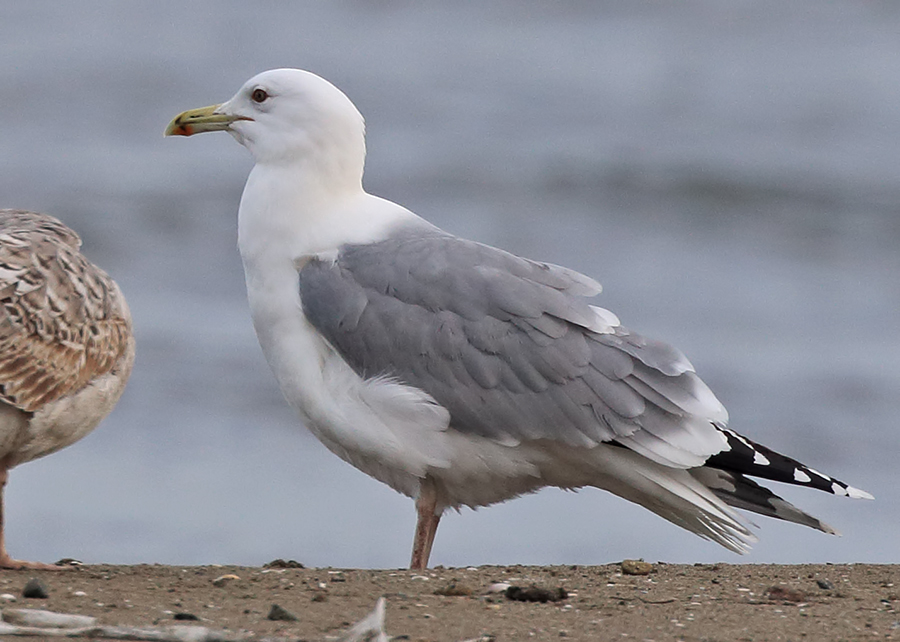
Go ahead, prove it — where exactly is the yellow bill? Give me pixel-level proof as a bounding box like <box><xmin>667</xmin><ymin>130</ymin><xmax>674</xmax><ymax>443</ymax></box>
<box><xmin>164</xmin><ymin>104</ymin><xmax>249</xmax><ymax>137</ymax></box>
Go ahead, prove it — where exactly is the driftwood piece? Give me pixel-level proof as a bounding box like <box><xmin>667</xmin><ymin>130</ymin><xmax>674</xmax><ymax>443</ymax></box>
<box><xmin>0</xmin><ymin>599</ymin><xmax>388</xmax><ymax>642</ymax></box>
<box><xmin>2</xmin><ymin>609</ymin><xmax>97</xmax><ymax>629</ymax></box>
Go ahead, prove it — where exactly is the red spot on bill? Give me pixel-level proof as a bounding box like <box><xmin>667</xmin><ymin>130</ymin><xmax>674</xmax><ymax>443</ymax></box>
<box><xmin>168</xmin><ymin>124</ymin><xmax>193</xmax><ymax>136</ymax></box>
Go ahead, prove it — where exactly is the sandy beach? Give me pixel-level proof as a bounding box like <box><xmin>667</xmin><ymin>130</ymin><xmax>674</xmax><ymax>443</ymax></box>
<box><xmin>0</xmin><ymin>562</ymin><xmax>896</xmax><ymax>641</ymax></box>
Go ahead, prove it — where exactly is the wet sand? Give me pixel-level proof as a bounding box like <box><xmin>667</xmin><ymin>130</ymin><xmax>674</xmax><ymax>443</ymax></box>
<box><xmin>1</xmin><ymin>562</ymin><xmax>896</xmax><ymax>641</ymax></box>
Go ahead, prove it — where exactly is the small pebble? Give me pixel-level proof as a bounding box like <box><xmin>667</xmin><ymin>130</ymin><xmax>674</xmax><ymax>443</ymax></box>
<box><xmin>621</xmin><ymin>559</ymin><xmax>653</xmax><ymax>576</ymax></box>
<box><xmin>505</xmin><ymin>585</ymin><xmax>568</xmax><ymax>603</ymax></box>
<box><xmin>816</xmin><ymin>579</ymin><xmax>835</xmax><ymax>590</ymax></box>
<box><xmin>22</xmin><ymin>579</ymin><xmax>49</xmax><ymax>599</ymax></box>
<box><xmin>267</xmin><ymin>603</ymin><xmax>299</xmax><ymax>621</ymax></box>
<box><xmin>173</xmin><ymin>612</ymin><xmax>200</xmax><ymax>621</ymax></box>
<box><xmin>0</xmin><ymin>594</ymin><xmax>16</xmax><ymax>602</ymax></box>
<box><xmin>486</xmin><ymin>582</ymin><xmax>511</xmax><ymax>594</ymax></box>
<box><xmin>211</xmin><ymin>574</ymin><xmax>241</xmax><ymax>587</ymax></box>
<box><xmin>263</xmin><ymin>559</ymin><xmax>304</xmax><ymax>569</ymax></box>
<box><xmin>434</xmin><ymin>582</ymin><xmax>473</xmax><ymax>597</ymax></box>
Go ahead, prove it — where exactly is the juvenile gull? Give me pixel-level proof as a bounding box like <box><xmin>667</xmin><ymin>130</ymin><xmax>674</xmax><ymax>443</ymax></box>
<box><xmin>166</xmin><ymin>69</ymin><xmax>872</xmax><ymax>569</ymax></box>
<box><xmin>0</xmin><ymin>210</ymin><xmax>134</xmax><ymax>569</ymax></box>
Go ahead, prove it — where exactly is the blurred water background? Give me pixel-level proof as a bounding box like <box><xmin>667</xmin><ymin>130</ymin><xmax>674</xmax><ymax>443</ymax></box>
<box><xmin>0</xmin><ymin>1</ymin><xmax>896</xmax><ymax>568</ymax></box>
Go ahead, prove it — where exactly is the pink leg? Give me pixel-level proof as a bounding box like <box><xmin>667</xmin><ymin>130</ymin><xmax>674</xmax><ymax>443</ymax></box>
<box><xmin>410</xmin><ymin>478</ymin><xmax>442</xmax><ymax>570</ymax></box>
<box><xmin>0</xmin><ymin>465</ymin><xmax>66</xmax><ymax>571</ymax></box>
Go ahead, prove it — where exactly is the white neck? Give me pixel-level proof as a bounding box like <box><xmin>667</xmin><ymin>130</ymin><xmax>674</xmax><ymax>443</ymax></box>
<box><xmin>237</xmin><ymin>163</ymin><xmax>418</xmax><ymax>270</ymax></box>
<box><xmin>235</xmin><ymin>160</ymin><xmax>422</xmax><ymax>424</ymax></box>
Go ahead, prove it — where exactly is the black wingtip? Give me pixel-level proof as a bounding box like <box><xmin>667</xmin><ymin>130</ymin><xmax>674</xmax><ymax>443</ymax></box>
<box><xmin>705</xmin><ymin>428</ymin><xmax>871</xmax><ymax>499</ymax></box>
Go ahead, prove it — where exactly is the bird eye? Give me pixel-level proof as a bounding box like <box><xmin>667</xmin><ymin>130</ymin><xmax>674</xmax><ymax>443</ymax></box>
<box><xmin>251</xmin><ymin>88</ymin><xmax>269</xmax><ymax>103</ymax></box>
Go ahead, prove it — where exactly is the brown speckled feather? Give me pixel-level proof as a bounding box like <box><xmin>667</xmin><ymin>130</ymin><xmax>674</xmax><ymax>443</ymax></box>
<box><xmin>0</xmin><ymin>209</ymin><xmax>131</xmax><ymax>413</ymax></box>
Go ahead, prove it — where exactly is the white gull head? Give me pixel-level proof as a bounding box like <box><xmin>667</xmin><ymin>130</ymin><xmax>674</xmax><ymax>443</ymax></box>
<box><xmin>221</xmin><ymin>69</ymin><xmax>366</xmax><ymax>176</ymax></box>
<box><xmin>167</xmin><ymin>68</ymin><xmax>369</xmax><ymax>198</ymax></box>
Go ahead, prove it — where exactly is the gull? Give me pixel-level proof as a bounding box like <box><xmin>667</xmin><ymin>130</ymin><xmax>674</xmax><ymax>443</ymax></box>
<box><xmin>0</xmin><ymin>209</ymin><xmax>134</xmax><ymax>569</ymax></box>
<box><xmin>166</xmin><ymin>69</ymin><xmax>872</xmax><ymax>569</ymax></box>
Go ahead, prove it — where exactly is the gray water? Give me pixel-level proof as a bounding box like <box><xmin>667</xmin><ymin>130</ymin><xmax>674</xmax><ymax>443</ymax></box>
<box><xmin>0</xmin><ymin>1</ymin><xmax>896</xmax><ymax>568</ymax></box>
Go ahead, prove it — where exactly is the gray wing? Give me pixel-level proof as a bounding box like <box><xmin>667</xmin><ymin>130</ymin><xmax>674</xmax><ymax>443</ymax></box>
<box><xmin>298</xmin><ymin>230</ymin><xmax>728</xmax><ymax>468</ymax></box>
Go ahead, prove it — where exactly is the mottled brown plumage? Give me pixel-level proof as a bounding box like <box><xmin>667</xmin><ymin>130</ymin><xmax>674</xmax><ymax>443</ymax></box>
<box><xmin>0</xmin><ymin>210</ymin><xmax>134</xmax><ymax>569</ymax></box>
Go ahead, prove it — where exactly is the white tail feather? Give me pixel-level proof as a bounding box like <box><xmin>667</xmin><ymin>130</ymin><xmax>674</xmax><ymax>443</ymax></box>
<box><xmin>570</xmin><ymin>445</ymin><xmax>758</xmax><ymax>553</ymax></box>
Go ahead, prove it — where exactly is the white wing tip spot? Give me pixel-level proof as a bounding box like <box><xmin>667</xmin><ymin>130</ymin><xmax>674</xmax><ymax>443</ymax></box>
<box><xmin>844</xmin><ymin>485</ymin><xmax>874</xmax><ymax>500</ymax></box>
<box><xmin>752</xmin><ymin>451</ymin><xmax>770</xmax><ymax>466</ymax></box>
<box><xmin>793</xmin><ymin>469</ymin><xmax>812</xmax><ymax>483</ymax></box>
